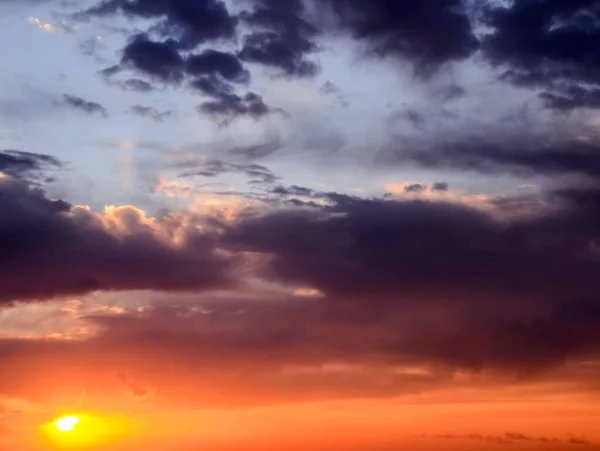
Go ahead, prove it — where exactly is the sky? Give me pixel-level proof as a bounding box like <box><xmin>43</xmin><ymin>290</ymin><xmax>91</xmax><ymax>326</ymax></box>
<box><xmin>1</xmin><ymin>0</ymin><xmax>600</xmax><ymax>450</ymax></box>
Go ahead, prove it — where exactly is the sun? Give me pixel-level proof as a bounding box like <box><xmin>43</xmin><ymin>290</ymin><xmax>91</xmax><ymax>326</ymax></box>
<box><xmin>53</xmin><ymin>415</ymin><xmax>80</xmax><ymax>433</ymax></box>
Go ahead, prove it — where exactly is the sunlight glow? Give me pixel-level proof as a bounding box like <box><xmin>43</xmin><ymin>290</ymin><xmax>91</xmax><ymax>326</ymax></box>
<box><xmin>42</xmin><ymin>413</ymin><xmax>133</xmax><ymax>449</ymax></box>
<box><xmin>54</xmin><ymin>415</ymin><xmax>79</xmax><ymax>432</ymax></box>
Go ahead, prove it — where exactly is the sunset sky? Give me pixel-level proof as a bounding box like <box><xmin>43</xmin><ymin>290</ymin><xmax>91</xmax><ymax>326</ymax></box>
<box><xmin>2</xmin><ymin>0</ymin><xmax>600</xmax><ymax>450</ymax></box>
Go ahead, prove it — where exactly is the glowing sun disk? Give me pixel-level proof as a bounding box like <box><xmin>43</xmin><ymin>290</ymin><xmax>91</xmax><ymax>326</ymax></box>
<box><xmin>54</xmin><ymin>415</ymin><xmax>79</xmax><ymax>432</ymax></box>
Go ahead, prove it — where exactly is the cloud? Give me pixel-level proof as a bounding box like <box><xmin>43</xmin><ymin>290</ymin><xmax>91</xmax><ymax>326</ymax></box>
<box><xmin>321</xmin><ymin>0</ymin><xmax>478</xmax><ymax>72</ymax></box>
<box><xmin>186</xmin><ymin>49</ymin><xmax>249</xmax><ymax>83</ymax></box>
<box><xmin>5</xmin><ymin>162</ymin><xmax>600</xmax><ymax>375</ymax></box>
<box><xmin>180</xmin><ymin>159</ymin><xmax>279</xmax><ymax>185</ymax></box>
<box><xmin>120</xmin><ymin>78</ymin><xmax>154</xmax><ymax>92</ymax></box>
<box><xmin>222</xmin><ymin>187</ymin><xmax>600</xmax><ymax>371</ymax></box>
<box><xmin>120</xmin><ymin>34</ymin><xmax>184</xmax><ymax>83</ymax></box>
<box><xmin>129</xmin><ymin>105</ymin><xmax>172</xmax><ymax>122</ymax></box>
<box><xmin>403</xmin><ymin>183</ymin><xmax>426</xmax><ymax>193</ymax></box>
<box><xmin>197</xmin><ymin>92</ymin><xmax>272</xmax><ymax>126</ymax></box>
<box><xmin>0</xmin><ymin>178</ymin><xmax>234</xmax><ymax>304</ymax></box>
<box><xmin>482</xmin><ymin>0</ymin><xmax>600</xmax><ymax>110</ymax></box>
<box><xmin>239</xmin><ymin>0</ymin><xmax>322</xmax><ymax>78</ymax></box>
<box><xmin>395</xmin><ymin>137</ymin><xmax>600</xmax><ymax>179</ymax></box>
<box><xmin>61</xmin><ymin>94</ymin><xmax>108</xmax><ymax>118</ymax></box>
<box><xmin>432</xmin><ymin>182</ymin><xmax>449</xmax><ymax>191</ymax></box>
<box><xmin>271</xmin><ymin>185</ymin><xmax>314</xmax><ymax>197</ymax></box>
<box><xmin>0</xmin><ymin>150</ymin><xmax>62</xmax><ymax>179</ymax></box>
<box><xmin>78</xmin><ymin>0</ymin><xmax>237</xmax><ymax>49</ymax></box>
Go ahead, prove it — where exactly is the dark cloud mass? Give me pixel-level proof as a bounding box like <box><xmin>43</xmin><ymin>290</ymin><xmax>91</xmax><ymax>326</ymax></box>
<box><xmin>219</xmin><ymin>187</ymin><xmax>600</xmax><ymax>371</ymax></box>
<box><xmin>80</xmin><ymin>0</ymin><xmax>237</xmax><ymax>49</ymax></box>
<box><xmin>0</xmin><ymin>178</ymin><xmax>233</xmax><ymax>304</ymax></box>
<box><xmin>239</xmin><ymin>0</ymin><xmax>320</xmax><ymax>77</ymax></box>
<box><xmin>483</xmin><ymin>0</ymin><xmax>600</xmax><ymax>109</ymax></box>
<box><xmin>322</xmin><ymin>0</ymin><xmax>478</xmax><ymax>71</ymax></box>
<box><xmin>120</xmin><ymin>34</ymin><xmax>184</xmax><ymax>83</ymax></box>
<box><xmin>396</xmin><ymin>138</ymin><xmax>600</xmax><ymax>179</ymax></box>
<box><xmin>1</xmin><ymin>174</ymin><xmax>600</xmax><ymax>391</ymax></box>
<box><xmin>62</xmin><ymin>94</ymin><xmax>108</xmax><ymax>117</ymax></box>
<box><xmin>186</xmin><ymin>49</ymin><xmax>249</xmax><ymax>83</ymax></box>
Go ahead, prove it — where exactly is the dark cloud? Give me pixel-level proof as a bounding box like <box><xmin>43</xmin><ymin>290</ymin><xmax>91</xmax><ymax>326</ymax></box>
<box><xmin>121</xmin><ymin>78</ymin><xmax>154</xmax><ymax>92</ymax></box>
<box><xmin>322</xmin><ymin>0</ymin><xmax>478</xmax><ymax>72</ymax></box>
<box><xmin>271</xmin><ymin>185</ymin><xmax>314</xmax><ymax>197</ymax></box>
<box><xmin>61</xmin><ymin>94</ymin><xmax>108</xmax><ymax>118</ymax></box>
<box><xmin>186</xmin><ymin>50</ymin><xmax>249</xmax><ymax>83</ymax></box>
<box><xmin>99</xmin><ymin>33</ymin><xmax>266</xmax><ymax>122</ymax></box>
<box><xmin>396</xmin><ymin>138</ymin><xmax>600</xmax><ymax>179</ymax></box>
<box><xmin>228</xmin><ymin>137</ymin><xmax>283</xmax><ymax>159</ymax></box>
<box><xmin>129</xmin><ymin>105</ymin><xmax>172</xmax><ymax>122</ymax></box>
<box><xmin>189</xmin><ymin>74</ymin><xmax>236</xmax><ymax>98</ymax></box>
<box><xmin>0</xmin><ymin>150</ymin><xmax>62</xmax><ymax>179</ymax></box>
<box><xmin>432</xmin><ymin>182</ymin><xmax>449</xmax><ymax>191</ymax></box>
<box><xmin>239</xmin><ymin>32</ymin><xmax>319</xmax><ymax>78</ymax></box>
<box><xmin>403</xmin><ymin>183</ymin><xmax>426</xmax><ymax>193</ymax></box>
<box><xmin>78</xmin><ymin>0</ymin><xmax>237</xmax><ymax>49</ymax></box>
<box><xmin>181</xmin><ymin>159</ymin><xmax>278</xmax><ymax>185</ymax></box>
<box><xmin>120</xmin><ymin>34</ymin><xmax>184</xmax><ymax>83</ymax></box>
<box><xmin>239</xmin><ymin>0</ymin><xmax>320</xmax><ymax>77</ymax></box>
<box><xmin>222</xmin><ymin>186</ymin><xmax>600</xmax><ymax>371</ymax></box>
<box><xmin>198</xmin><ymin>92</ymin><xmax>271</xmax><ymax>125</ymax></box>
<box><xmin>0</xmin><ymin>178</ymin><xmax>233</xmax><ymax>304</ymax></box>
<box><xmin>2</xmin><ymin>179</ymin><xmax>600</xmax><ymax>398</ymax></box>
<box><xmin>483</xmin><ymin>0</ymin><xmax>600</xmax><ymax>110</ymax></box>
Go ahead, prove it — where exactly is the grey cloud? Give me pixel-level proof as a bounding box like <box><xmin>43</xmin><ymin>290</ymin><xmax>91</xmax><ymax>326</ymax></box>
<box><xmin>61</xmin><ymin>94</ymin><xmax>108</xmax><ymax>118</ymax></box>
<box><xmin>129</xmin><ymin>105</ymin><xmax>172</xmax><ymax>122</ymax></box>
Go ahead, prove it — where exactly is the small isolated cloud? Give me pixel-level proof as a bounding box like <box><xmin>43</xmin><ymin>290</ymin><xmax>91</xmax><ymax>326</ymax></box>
<box><xmin>403</xmin><ymin>183</ymin><xmax>426</xmax><ymax>194</ymax></box>
<box><xmin>61</xmin><ymin>94</ymin><xmax>108</xmax><ymax>118</ymax></box>
<box><xmin>181</xmin><ymin>159</ymin><xmax>278</xmax><ymax>185</ymax></box>
<box><xmin>129</xmin><ymin>105</ymin><xmax>172</xmax><ymax>122</ymax></box>
<box><xmin>121</xmin><ymin>78</ymin><xmax>154</xmax><ymax>92</ymax></box>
